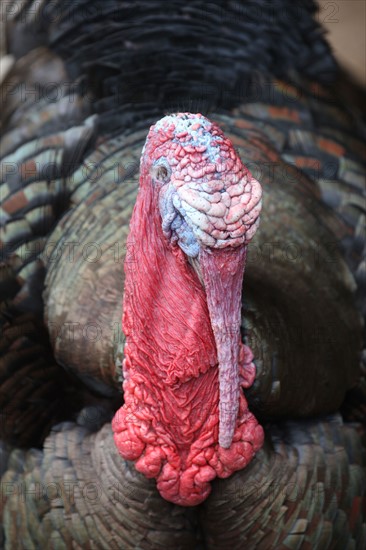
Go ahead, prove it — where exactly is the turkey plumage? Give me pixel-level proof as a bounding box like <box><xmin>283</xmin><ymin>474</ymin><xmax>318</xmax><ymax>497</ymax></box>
<box><xmin>0</xmin><ymin>1</ymin><xmax>365</xmax><ymax>548</ymax></box>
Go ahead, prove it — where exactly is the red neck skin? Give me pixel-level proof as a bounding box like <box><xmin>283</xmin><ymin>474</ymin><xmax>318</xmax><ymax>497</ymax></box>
<box><xmin>112</xmin><ymin>165</ymin><xmax>264</xmax><ymax>506</ymax></box>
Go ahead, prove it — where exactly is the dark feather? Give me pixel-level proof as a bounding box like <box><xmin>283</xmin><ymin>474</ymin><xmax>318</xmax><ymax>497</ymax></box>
<box><xmin>0</xmin><ymin>0</ymin><xmax>365</xmax><ymax>547</ymax></box>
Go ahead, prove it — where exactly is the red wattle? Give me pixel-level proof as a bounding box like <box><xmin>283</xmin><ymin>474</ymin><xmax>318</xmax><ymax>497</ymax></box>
<box><xmin>112</xmin><ymin>143</ymin><xmax>264</xmax><ymax>506</ymax></box>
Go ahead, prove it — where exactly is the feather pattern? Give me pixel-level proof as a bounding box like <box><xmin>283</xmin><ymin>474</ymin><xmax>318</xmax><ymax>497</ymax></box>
<box><xmin>0</xmin><ymin>0</ymin><xmax>365</xmax><ymax>547</ymax></box>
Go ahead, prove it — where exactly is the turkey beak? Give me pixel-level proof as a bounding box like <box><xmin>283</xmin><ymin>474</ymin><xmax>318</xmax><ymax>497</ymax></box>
<box><xmin>199</xmin><ymin>245</ymin><xmax>247</xmax><ymax>449</ymax></box>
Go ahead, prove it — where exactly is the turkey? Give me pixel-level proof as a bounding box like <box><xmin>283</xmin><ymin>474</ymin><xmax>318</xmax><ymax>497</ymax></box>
<box><xmin>1</xmin><ymin>0</ymin><xmax>365</xmax><ymax>548</ymax></box>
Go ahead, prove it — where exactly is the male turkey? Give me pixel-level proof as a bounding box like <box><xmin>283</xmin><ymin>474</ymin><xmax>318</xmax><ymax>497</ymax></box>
<box><xmin>1</xmin><ymin>0</ymin><xmax>365</xmax><ymax>548</ymax></box>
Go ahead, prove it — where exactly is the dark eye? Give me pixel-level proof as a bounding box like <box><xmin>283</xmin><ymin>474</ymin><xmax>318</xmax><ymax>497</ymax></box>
<box><xmin>152</xmin><ymin>162</ymin><xmax>170</xmax><ymax>183</ymax></box>
<box><xmin>156</xmin><ymin>166</ymin><xmax>169</xmax><ymax>180</ymax></box>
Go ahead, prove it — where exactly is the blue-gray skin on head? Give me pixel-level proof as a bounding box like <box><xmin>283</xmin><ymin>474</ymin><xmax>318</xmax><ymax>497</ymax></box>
<box><xmin>147</xmin><ymin>113</ymin><xmax>262</xmax><ymax>259</ymax></box>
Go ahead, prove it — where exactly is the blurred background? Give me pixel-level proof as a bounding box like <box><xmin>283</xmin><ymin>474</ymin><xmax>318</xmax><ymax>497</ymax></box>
<box><xmin>318</xmin><ymin>0</ymin><xmax>365</xmax><ymax>86</ymax></box>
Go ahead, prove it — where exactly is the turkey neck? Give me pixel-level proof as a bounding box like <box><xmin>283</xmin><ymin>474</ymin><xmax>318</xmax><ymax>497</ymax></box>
<box><xmin>122</xmin><ymin>166</ymin><xmax>218</xmax><ymax>423</ymax></box>
<box><xmin>112</xmin><ymin>160</ymin><xmax>263</xmax><ymax>506</ymax></box>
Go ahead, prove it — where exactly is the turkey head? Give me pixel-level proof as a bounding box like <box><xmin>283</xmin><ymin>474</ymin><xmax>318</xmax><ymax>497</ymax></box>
<box><xmin>112</xmin><ymin>113</ymin><xmax>264</xmax><ymax>505</ymax></box>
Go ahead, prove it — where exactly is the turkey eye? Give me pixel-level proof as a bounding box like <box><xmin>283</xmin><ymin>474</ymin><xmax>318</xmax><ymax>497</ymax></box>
<box><xmin>152</xmin><ymin>163</ymin><xmax>170</xmax><ymax>183</ymax></box>
<box><xmin>157</xmin><ymin>166</ymin><xmax>168</xmax><ymax>180</ymax></box>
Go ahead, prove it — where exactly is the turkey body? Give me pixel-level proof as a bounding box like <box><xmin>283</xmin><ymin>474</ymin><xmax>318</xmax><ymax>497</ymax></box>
<box><xmin>0</xmin><ymin>0</ymin><xmax>365</xmax><ymax>548</ymax></box>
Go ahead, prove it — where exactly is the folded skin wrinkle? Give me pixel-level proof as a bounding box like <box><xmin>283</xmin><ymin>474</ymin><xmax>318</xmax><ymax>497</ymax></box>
<box><xmin>112</xmin><ymin>113</ymin><xmax>264</xmax><ymax>506</ymax></box>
